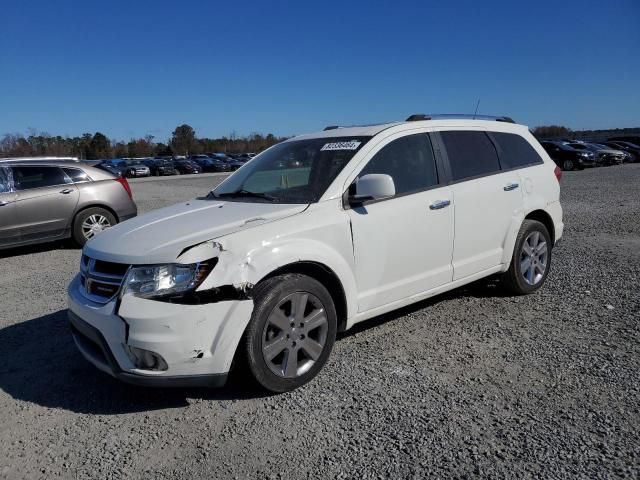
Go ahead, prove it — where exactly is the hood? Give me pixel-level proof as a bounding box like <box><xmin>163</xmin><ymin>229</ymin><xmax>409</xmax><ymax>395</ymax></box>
<box><xmin>84</xmin><ymin>198</ymin><xmax>307</xmax><ymax>264</ymax></box>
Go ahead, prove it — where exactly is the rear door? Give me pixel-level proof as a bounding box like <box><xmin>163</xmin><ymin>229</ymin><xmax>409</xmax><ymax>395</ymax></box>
<box><xmin>436</xmin><ymin>130</ymin><xmax>524</xmax><ymax>280</ymax></box>
<box><xmin>0</xmin><ymin>166</ymin><xmax>19</xmax><ymax>247</ymax></box>
<box><xmin>12</xmin><ymin>165</ymin><xmax>80</xmax><ymax>241</ymax></box>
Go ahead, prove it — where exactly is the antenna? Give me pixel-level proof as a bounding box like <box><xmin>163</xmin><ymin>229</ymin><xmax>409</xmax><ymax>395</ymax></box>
<box><xmin>473</xmin><ymin>99</ymin><xmax>481</xmax><ymax>119</ymax></box>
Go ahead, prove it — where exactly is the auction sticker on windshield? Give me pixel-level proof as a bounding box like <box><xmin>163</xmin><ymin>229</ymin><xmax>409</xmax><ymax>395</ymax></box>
<box><xmin>320</xmin><ymin>140</ymin><xmax>362</xmax><ymax>151</ymax></box>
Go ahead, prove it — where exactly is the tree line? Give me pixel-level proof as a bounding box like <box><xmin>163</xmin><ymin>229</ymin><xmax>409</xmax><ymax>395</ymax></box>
<box><xmin>0</xmin><ymin>124</ymin><xmax>286</xmax><ymax>159</ymax></box>
<box><xmin>532</xmin><ymin>125</ymin><xmax>640</xmax><ymax>140</ymax></box>
<box><xmin>3</xmin><ymin>123</ymin><xmax>638</xmax><ymax>159</ymax></box>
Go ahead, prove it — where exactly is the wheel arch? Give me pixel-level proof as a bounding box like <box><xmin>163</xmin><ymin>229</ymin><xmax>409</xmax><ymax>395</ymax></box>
<box><xmin>258</xmin><ymin>261</ymin><xmax>349</xmax><ymax>332</ymax></box>
<box><xmin>524</xmin><ymin>209</ymin><xmax>556</xmax><ymax>244</ymax></box>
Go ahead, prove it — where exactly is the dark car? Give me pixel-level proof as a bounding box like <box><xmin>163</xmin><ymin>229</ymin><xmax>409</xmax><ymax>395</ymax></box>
<box><xmin>602</xmin><ymin>141</ymin><xmax>640</xmax><ymax>162</ymax></box>
<box><xmin>540</xmin><ymin>141</ymin><xmax>595</xmax><ymax>170</ymax></box>
<box><xmin>608</xmin><ymin>136</ymin><xmax>640</xmax><ymax>146</ymax></box>
<box><xmin>210</xmin><ymin>153</ymin><xmax>245</xmax><ymax>171</ymax></box>
<box><xmin>189</xmin><ymin>155</ymin><xmax>231</xmax><ymax>172</ymax></box>
<box><xmin>143</xmin><ymin>158</ymin><xmax>176</xmax><ymax>176</ymax></box>
<box><xmin>578</xmin><ymin>143</ymin><xmax>627</xmax><ymax>166</ymax></box>
<box><xmin>95</xmin><ymin>161</ymin><xmax>123</xmax><ymax>177</ymax></box>
<box><xmin>105</xmin><ymin>160</ymin><xmax>150</xmax><ymax>178</ymax></box>
<box><xmin>173</xmin><ymin>159</ymin><xmax>202</xmax><ymax>174</ymax></box>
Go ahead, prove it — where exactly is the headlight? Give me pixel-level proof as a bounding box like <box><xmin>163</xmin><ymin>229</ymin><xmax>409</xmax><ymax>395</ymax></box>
<box><xmin>121</xmin><ymin>260</ymin><xmax>216</xmax><ymax>299</ymax></box>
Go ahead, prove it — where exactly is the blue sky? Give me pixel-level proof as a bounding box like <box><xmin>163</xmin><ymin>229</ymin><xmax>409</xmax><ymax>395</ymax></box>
<box><xmin>1</xmin><ymin>0</ymin><xmax>639</xmax><ymax>141</ymax></box>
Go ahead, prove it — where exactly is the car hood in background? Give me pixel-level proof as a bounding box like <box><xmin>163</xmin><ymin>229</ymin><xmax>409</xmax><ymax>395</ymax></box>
<box><xmin>83</xmin><ymin>199</ymin><xmax>308</xmax><ymax>264</ymax></box>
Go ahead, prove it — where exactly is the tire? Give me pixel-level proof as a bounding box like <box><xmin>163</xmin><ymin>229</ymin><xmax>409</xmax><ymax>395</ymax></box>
<box><xmin>72</xmin><ymin>207</ymin><xmax>117</xmax><ymax>246</ymax></box>
<box><xmin>501</xmin><ymin>220</ymin><xmax>552</xmax><ymax>295</ymax></box>
<box><xmin>243</xmin><ymin>274</ymin><xmax>337</xmax><ymax>393</ymax></box>
<box><xmin>562</xmin><ymin>159</ymin><xmax>574</xmax><ymax>171</ymax></box>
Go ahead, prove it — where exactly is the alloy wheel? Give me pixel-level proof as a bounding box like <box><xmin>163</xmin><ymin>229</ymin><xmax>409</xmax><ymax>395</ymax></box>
<box><xmin>520</xmin><ymin>231</ymin><xmax>548</xmax><ymax>286</ymax></box>
<box><xmin>261</xmin><ymin>292</ymin><xmax>328</xmax><ymax>378</ymax></box>
<box><xmin>81</xmin><ymin>214</ymin><xmax>112</xmax><ymax>240</ymax></box>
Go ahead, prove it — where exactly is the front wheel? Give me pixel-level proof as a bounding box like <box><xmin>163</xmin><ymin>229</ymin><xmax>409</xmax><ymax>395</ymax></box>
<box><xmin>243</xmin><ymin>274</ymin><xmax>337</xmax><ymax>392</ymax></box>
<box><xmin>562</xmin><ymin>159</ymin><xmax>574</xmax><ymax>171</ymax></box>
<box><xmin>501</xmin><ymin>220</ymin><xmax>552</xmax><ymax>295</ymax></box>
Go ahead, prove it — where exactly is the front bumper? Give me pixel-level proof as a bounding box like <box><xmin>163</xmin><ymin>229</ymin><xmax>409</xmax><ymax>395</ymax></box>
<box><xmin>69</xmin><ymin>311</ymin><xmax>227</xmax><ymax>387</ymax></box>
<box><xmin>67</xmin><ymin>275</ymin><xmax>253</xmax><ymax>387</ymax></box>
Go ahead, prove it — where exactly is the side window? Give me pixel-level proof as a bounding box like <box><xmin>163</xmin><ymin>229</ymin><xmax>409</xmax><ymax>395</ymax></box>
<box><xmin>12</xmin><ymin>166</ymin><xmax>68</xmax><ymax>191</ymax></box>
<box><xmin>440</xmin><ymin>131</ymin><xmax>500</xmax><ymax>182</ymax></box>
<box><xmin>492</xmin><ymin>132</ymin><xmax>544</xmax><ymax>169</ymax></box>
<box><xmin>0</xmin><ymin>167</ymin><xmax>11</xmax><ymax>193</ymax></box>
<box><xmin>358</xmin><ymin>134</ymin><xmax>438</xmax><ymax>196</ymax></box>
<box><xmin>63</xmin><ymin>167</ymin><xmax>91</xmax><ymax>183</ymax></box>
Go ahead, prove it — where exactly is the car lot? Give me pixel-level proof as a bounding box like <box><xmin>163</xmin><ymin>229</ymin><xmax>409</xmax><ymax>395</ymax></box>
<box><xmin>0</xmin><ymin>166</ymin><xmax>639</xmax><ymax>478</ymax></box>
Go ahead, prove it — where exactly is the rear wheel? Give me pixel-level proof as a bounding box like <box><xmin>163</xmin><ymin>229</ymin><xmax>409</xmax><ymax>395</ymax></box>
<box><xmin>243</xmin><ymin>274</ymin><xmax>337</xmax><ymax>392</ymax></box>
<box><xmin>72</xmin><ymin>207</ymin><xmax>117</xmax><ymax>246</ymax></box>
<box><xmin>501</xmin><ymin>220</ymin><xmax>552</xmax><ymax>295</ymax></box>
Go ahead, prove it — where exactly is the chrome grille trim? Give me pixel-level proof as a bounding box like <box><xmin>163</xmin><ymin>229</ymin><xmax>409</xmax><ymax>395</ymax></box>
<box><xmin>79</xmin><ymin>255</ymin><xmax>130</xmax><ymax>304</ymax></box>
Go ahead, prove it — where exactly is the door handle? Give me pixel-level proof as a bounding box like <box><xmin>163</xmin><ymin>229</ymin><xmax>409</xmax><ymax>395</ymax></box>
<box><xmin>503</xmin><ymin>182</ymin><xmax>519</xmax><ymax>191</ymax></box>
<box><xmin>60</xmin><ymin>188</ymin><xmax>74</xmax><ymax>194</ymax></box>
<box><xmin>0</xmin><ymin>200</ymin><xmax>10</xmax><ymax>206</ymax></box>
<box><xmin>429</xmin><ymin>199</ymin><xmax>451</xmax><ymax>210</ymax></box>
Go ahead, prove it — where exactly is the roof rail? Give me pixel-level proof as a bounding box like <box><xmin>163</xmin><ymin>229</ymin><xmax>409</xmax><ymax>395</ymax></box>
<box><xmin>323</xmin><ymin>125</ymin><xmax>341</xmax><ymax>131</ymax></box>
<box><xmin>406</xmin><ymin>113</ymin><xmax>516</xmax><ymax>123</ymax></box>
<box><xmin>0</xmin><ymin>156</ymin><xmax>80</xmax><ymax>162</ymax></box>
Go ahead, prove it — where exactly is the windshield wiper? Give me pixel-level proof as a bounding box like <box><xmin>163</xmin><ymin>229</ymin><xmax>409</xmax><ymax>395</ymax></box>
<box><xmin>213</xmin><ymin>189</ymin><xmax>276</xmax><ymax>201</ymax></box>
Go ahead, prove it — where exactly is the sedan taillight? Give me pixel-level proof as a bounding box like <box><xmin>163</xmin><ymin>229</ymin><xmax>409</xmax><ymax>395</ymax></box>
<box><xmin>115</xmin><ymin>177</ymin><xmax>133</xmax><ymax>199</ymax></box>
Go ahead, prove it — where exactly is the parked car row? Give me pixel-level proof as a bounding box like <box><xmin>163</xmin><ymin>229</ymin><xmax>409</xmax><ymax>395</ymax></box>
<box><xmin>540</xmin><ymin>138</ymin><xmax>640</xmax><ymax>170</ymax></box>
<box><xmin>95</xmin><ymin>153</ymin><xmax>256</xmax><ymax>178</ymax></box>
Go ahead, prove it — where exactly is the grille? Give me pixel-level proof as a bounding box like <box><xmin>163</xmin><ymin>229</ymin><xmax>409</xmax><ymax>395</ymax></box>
<box><xmin>79</xmin><ymin>255</ymin><xmax>129</xmax><ymax>303</ymax></box>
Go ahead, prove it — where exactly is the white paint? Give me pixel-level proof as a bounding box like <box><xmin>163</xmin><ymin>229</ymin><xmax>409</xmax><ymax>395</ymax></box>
<box><xmin>68</xmin><ymin>117</ymin><xmax>563</xmax><ymax>383</ymax></box>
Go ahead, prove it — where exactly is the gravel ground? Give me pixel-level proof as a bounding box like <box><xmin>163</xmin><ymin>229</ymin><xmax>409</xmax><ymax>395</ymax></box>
<box><xmin>0</xmin><ymin>166</ymin><xmax>638</xmax><ymax>479</ymax></box>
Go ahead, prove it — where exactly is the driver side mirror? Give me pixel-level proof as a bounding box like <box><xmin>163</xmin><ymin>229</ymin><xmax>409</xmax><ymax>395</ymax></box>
<box><xmin>349</xmin><ymin>174</ymin><xmax>395</xmax><ymax>205</ymax></box>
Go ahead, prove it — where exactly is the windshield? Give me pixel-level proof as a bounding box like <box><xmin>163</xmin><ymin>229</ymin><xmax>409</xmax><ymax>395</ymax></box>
<box><xmin>212</xmin><ymin>136</ymin><xmax>371</xmax><ymax>204</ymax></box>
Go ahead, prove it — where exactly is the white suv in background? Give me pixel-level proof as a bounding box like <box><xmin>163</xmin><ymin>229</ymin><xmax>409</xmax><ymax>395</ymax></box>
<box><xmin>68</xmin><ymin>114</ymin><xmax>563</xmax><ymax>392</ymax></box>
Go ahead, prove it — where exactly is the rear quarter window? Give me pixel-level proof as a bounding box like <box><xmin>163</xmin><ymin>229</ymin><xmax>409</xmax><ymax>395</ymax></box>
<box><xmin>491</xmin><ymin>132</ymin><xmax>544</xmax><ymax>170</ymax></box>
<box><xmin>63</xmin><ymin>168</ymin><xmax>91</xmax><ymax>183</ymax></box>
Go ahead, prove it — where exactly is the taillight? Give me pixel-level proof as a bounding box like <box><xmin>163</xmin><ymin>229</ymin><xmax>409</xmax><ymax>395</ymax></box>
<box><xmin>115</xmin><ymin>177</ymin><xmax>133</xmax><ymax>199</ymax></box>
<box><xmin>554</xmin><ymin>166</ymin><xmax>562</xmax><ymax>183</ymax></box>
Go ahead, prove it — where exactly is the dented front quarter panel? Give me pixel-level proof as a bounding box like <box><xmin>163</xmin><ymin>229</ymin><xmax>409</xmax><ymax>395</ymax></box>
<box><xmin>196</xmin><ymin>198</ymin><xmax>358</xmax><ymax>320</ymax></box>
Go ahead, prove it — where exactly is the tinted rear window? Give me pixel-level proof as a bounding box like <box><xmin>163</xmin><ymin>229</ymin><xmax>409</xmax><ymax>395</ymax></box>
<box><xmin>12</xmin><ymin>166</ymin><xmax>69</xmax><ymax>190</ymax></box>
<box><xmin>440</xmin><ymin>131</ymin><xmax>500</xmax><ymax>181</ymax></box>
<box><xmin>492</xmin><ymin>132</ymin><xmax>544</xmax><ymax>169</ymax></box>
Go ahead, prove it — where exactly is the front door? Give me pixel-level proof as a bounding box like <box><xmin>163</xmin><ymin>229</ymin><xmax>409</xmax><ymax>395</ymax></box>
<box><xmin>346</xmin><ymin>133</ymin><xmax>454</xmax><ymax>312</ymax></box>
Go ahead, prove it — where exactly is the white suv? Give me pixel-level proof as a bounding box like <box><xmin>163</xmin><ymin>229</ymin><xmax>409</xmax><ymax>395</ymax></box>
<box><xmin>68</xmin><ymin>114</ymin><xmax>563</xmax><ymax>392</ymax></box>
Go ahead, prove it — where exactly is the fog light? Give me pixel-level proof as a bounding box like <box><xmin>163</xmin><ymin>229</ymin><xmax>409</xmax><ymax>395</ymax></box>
<box><xmin>124</xmin><ymin>345</ymin><xmax>168</xmax><ymax>371</ymax></box>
